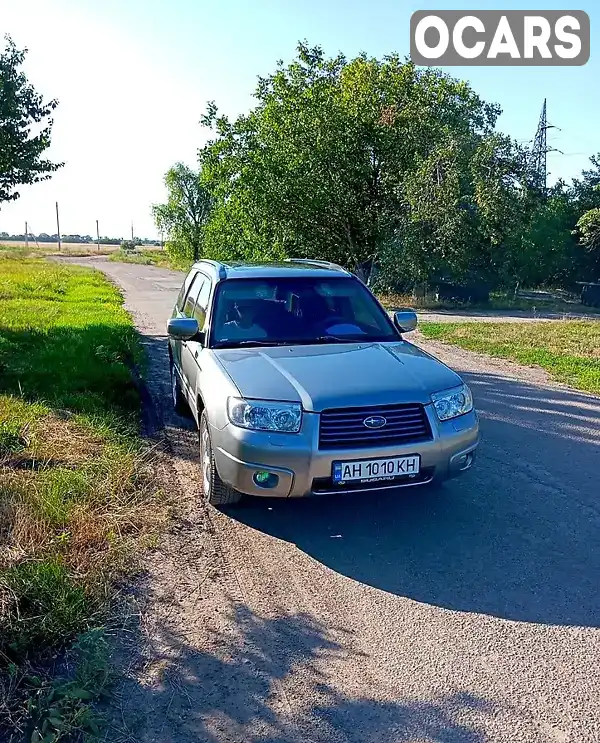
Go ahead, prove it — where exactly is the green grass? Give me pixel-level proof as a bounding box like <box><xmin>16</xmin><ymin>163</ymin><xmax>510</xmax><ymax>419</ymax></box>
<box><xmin>108</xmin><ymin>247</ymin><xmax>189</xmax><ymax>271</ymax></box>
<box><xmin>2</xmin><ymin>628</ymin><xmax>112</xmax><ymax>741</ymax></box>
<box><xmin>0</xmin><ymin>258</ymin><xmax>164</xmax><ymax>739</ymax></box>
<box><xmin>420</xmin><ymin>320</ymin><xmax>600</xmax><ymax>394</ymax></box>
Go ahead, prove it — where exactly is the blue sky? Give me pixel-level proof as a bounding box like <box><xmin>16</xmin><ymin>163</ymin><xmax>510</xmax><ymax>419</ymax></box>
<box><xmin>0</xmin><ymin>0</ymin><xmax>598</xmax><ymax>238</ymax></box>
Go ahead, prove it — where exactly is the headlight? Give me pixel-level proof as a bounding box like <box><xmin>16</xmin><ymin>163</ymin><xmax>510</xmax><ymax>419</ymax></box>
<box><xmin>431</xmin><ymin>384</ymin><xmax>473</xmax><ymax>421</ymax></box>
<box><xmin>227</xmin><ymin>398</ymin><xmax>302</xmax><ymax>433</ymax></box>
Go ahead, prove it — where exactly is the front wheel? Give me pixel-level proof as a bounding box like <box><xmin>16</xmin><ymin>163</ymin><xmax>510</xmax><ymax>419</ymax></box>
<box><xmin>199</xmin><ymin>411</ymin><xmax>242</xmax><ymax>507</ymax></box>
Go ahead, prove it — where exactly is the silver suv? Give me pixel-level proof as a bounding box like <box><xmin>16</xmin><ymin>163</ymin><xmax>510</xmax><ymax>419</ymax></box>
<box><xmin>167</xmin><ymin>259</ymin><xmax>479</xmax><ymax>506</ymax></box>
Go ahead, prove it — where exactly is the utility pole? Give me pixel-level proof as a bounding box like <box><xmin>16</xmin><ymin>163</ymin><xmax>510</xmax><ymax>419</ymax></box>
<box><xmin>25</xmin><ymin>221</ymin><xmax>28</xmax><ymax>249</ymax></box>
<box><xmin>131</xmin><ymin>221</ymin><xmax>134</xmax><ymax>243</ymax></box>
<box><xmin>96</xmin><ymin>220</ymin><xmax>100</xmax><ymax>252</ymax></box>
<box><xmin>529</xmin><ymin>99</ymin><xmax>562</xmax><ymax>195</ymax></box>
<box><xmin>55</xmin><ymin>202</ymin><xmax>62</xmax><ymax>251</ymax></box>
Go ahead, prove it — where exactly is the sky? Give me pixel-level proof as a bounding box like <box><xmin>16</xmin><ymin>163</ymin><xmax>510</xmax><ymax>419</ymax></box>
<box><xmin>0</xmin><ymin>0</ymin><xmax>598</xmax><ymax>239</ymax></box>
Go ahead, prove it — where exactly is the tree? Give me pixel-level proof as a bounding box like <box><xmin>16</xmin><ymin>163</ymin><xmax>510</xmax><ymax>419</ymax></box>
<box><xmin>198</xmin><ymin>43</ymin><xmax>525</xmax><ymax>288</ymax></box>
<box><xmin>568</xmin><ymin>155</ymin><xmax>600</xmax><ymax>279</ymax></box>
<box><xmin>571</xmin><ymin>154</ymin><xmax>600</xmax><ymax>214</ymax></box>
<box><xmin>577</xmin><ymin>208</ymin><xmax>600</xmax><ymax>249</ymax></box>
<box><xmin>575</xmin><ymin>207</ymin><xmax>600</xmax><ymax>278</ymax></box>
<box><xmin>0</xmin><ymin>35</ymin><xmax>62</xmax><ymax>205</ymax></box>
<box><xmin>507</xmin><ymin>184</ymin><xmax>579</xmax><ymax>288</ymax></box>
<box><xmin>152</xmin><ymin>163</ymin><xmax>212</xmax><ymax>262</ymax></box>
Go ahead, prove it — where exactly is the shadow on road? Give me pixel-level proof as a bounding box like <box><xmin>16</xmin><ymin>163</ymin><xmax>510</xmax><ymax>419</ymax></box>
<box><xmin>114</xmin><ymin>597</ymin><xmax>497</xmax><ymax>742</ymax></box>
<box><xmin>228</xmin><ymin>372</ymin><xmax>600</xmax><ymax>628</ymax></box>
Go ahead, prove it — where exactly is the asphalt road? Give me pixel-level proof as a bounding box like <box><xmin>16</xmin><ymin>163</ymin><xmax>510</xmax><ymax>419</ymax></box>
<box><xmin>66</xmin><ymin>258</ymin><xmax>600</xmax><ymax>743</ymax></box>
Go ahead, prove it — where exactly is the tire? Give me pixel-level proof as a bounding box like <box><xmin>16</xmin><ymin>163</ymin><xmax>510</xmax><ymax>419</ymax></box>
<box><xmin>199</xmin><ymin>411</ymin><xmax>242</xmax><ymax>507</ymax></box>
<box><xmin>170</xmin><ymin>361</ymin><xmax>189</xmax><ymax>416</ymax></box>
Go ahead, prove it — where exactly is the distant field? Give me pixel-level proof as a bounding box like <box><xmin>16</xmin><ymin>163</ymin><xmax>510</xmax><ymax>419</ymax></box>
<box><xmin>0</xmin><ymin>242</ymin><xmax>163</xmax><ymax>258</ymax></box>
<box><xmin>0</xmin><ymin>240</ymin><xmax>119</xmax><ymax>257</ymax></box>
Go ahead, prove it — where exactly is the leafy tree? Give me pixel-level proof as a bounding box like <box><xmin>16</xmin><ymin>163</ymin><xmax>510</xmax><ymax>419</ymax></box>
<box><xmin>571</xmin><ymin>154</ymin><xmax>600</xmax><ymax>214</ymax></box>
<box><xmin>152</xmin><ymin>163</ymin><xmax>212</xmax><ymax>262</ymax></box>
<box><xmin>575</xmin><ymin>208</ymin><xmax>600</xmax><ymax>278</ymax></box>
<box><xmin>568</xmin><ymin>155</ymin><xmax>600</xmax><ymax>279</ymax></box>
<box><xmin>198</xmin><ymin>43</ymin><xmax>525</xmax><ymax>288</ymax></box>
<box><xmin>507</xmin><ymin>185</ymin><xmax>579</xmax><ymax>288</ymax></box>
<box><xmin>577</xmin><ymin>208</ymin><xmax>600</xmax><ymax>250</ymax></box>
<box><xmin>0</xmin><ymin>35</ymin><xmax>62</xmax><ymax>204</ymax></box>
<box><xmin>152</xmin><ymin>43</ymin><xmax>600</xmax><ymax>292</ymax></box>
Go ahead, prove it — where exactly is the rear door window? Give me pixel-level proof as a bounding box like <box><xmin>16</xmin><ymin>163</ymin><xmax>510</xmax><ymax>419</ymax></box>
<box><xmin>183</xmin><ymin>275</ymin><xmax>205</xmax><ymax>318</ymax></box>
<box><xmin>176</xmin><ymin>270</ymin><xmax>197</xmax><ymax>312</ymax></box>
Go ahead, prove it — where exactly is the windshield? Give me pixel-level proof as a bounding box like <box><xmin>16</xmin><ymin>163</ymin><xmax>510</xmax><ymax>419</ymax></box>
<box><xmin>210</xmin><ymin>276</ymin><xmax>398</xmax><ymax>348</ymax></box>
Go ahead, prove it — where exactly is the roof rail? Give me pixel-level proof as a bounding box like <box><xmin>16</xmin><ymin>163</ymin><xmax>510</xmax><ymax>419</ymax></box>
<box><xmin>284</xmin><ymin>258</ymin><xmax>349</xmax><ymax>274</ymax></box>
<box><xmin>194</xmin><ymin>259</ymin><xmax>228</xmax><ymax>279</ymax></box>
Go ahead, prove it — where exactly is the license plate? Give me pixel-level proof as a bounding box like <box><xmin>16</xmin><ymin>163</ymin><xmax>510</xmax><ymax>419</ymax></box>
<box><xmin>332</xmin><ymin>455</ymin><xmax>421</xmax><ymax>484</ymax></box>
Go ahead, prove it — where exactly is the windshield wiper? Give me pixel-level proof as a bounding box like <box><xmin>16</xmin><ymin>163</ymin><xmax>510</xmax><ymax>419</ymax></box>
<box><xmin>214</xmin><ymin>336</ymin><xmax>394</xmax><ymax>349</ymax></box>
<box><xmin>214</xmin><ymin>339</ymin><xmax>292</xmax><ymax>348</ymax></box>
<box><xmin>310</xmin><ymin>335</ymin><xmax>353</xmax><ymax>343</ymax></box>
<box><xmin>311</xmin><ymin>335</ymin><xmax>378</xmax><ymax>344</ymax></box>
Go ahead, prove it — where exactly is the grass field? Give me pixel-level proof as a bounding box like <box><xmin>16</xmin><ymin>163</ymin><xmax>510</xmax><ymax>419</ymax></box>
<box><xmin>108</xmin><ymin>247</ymin><xmax>189</xmax><ymax>270</ymax></box>
<box><xmin>420</xmin><ymin>321</ymin><xmax>600</xmax><ymax>394</ymax></box>
<box><xmin>1</xmin><ymin>241</ymin><xmax>119</xmax><ymax>257</ymax></box>
<box><xmin>0</xmin><ymin>258</ymin><xmax>164</xmax><ymax>739</ymax></box>
<box><xmin>1</xmin><ymin>243</ymin><xmax>164</xmax><ymax>260</ymax></box>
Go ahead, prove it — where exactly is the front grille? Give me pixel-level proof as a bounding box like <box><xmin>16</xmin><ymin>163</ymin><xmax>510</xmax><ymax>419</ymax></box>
<box><xmin>318</xmin><ymin>403</ymin><xmax>432</xmax><ymax>450</ymax></box>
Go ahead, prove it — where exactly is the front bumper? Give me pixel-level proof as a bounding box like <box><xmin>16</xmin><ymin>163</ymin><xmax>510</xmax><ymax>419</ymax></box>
<box><xmin>211</xmin><ymin>405</ymin><xmax>479</xmax><ymax>498</ymax></box>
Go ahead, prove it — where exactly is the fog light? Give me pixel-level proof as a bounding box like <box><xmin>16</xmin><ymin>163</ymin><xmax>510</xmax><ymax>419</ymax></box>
<box><xmin>459</xmin><ymin>453</ymin><xmax>474</xmax><ymax>471</ymax></box>
<box><xmin>253</xmin><ymin>471</ymin><xmax>279</xmax><ymax>489</ymax></box>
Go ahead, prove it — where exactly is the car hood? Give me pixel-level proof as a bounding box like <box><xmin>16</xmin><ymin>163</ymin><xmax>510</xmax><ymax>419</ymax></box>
<box><xmin>213</xmin><ymin>342</ymin><xmax>462</xmax><ymax>412</ymax></box>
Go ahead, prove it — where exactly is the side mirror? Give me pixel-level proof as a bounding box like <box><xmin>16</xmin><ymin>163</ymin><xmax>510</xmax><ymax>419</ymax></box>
<box><xmin>167</xmin><ymin>317</ymin><xmax>201</xmax><ymax>341</ymax></box>
<box><xmin>393</xmin><ymin>310</ymin><xmax>418</xmax><ymax>333</ymax></box>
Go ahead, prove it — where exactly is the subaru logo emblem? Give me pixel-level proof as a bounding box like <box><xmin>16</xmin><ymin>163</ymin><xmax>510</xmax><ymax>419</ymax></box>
<box><xmin>363</xmin><ymin>415</ymin><xmax>387</xmax><ymax>429</ymax></box>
